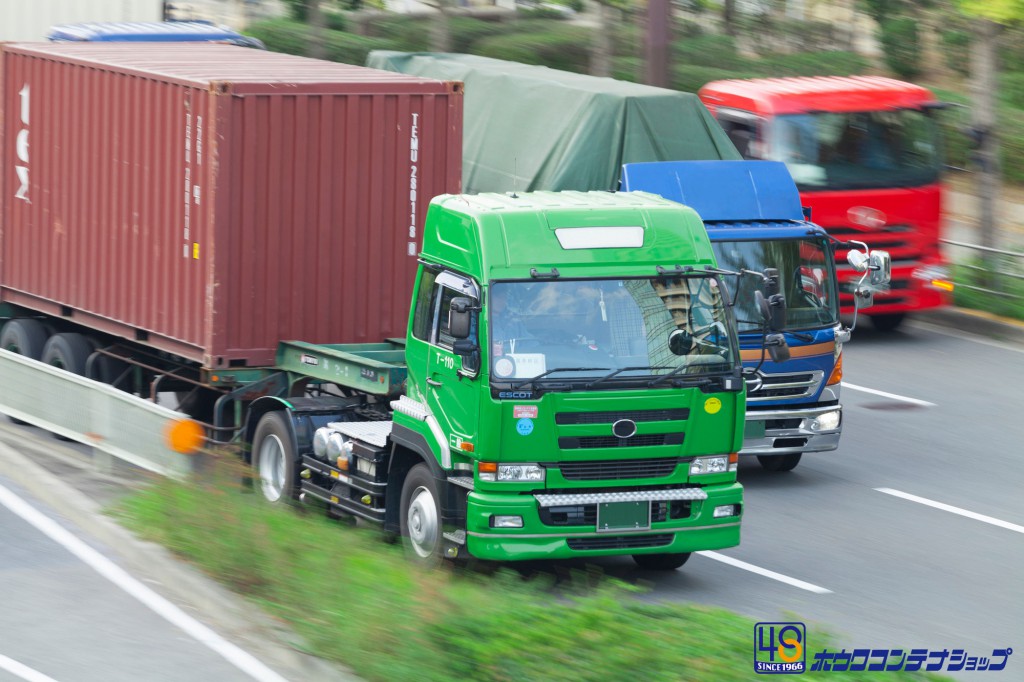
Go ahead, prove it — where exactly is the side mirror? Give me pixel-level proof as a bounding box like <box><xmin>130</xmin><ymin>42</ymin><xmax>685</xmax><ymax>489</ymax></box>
<box><xmin>868</xmin><ymin>250</ymin><xmax>891</xmax><ymax>287</ymax></box>
<box><xmin>449</xmin><ymin>297</ymin><xmax>474</xmax><ymax>339</ymax></box>
<box><xmin>765</xmin><ymin>332</ymin><xmax>790</xmax><ymax>364</ymax></box>
<box><xmin>668</xmin><ymin>329</ymin><xmax>694</xmax><ymax>355</ymax></box>
<box><xmin>854</xmin><ymin>284</ymin><xmax>875</xmax><ymax>309</ymax></box>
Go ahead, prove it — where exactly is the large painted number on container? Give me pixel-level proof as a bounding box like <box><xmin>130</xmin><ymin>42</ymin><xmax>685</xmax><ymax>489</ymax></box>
<box><xmin>15</xmin><ymin>85</ymin><xmax>29</xmax><ymax>202</ymax></box>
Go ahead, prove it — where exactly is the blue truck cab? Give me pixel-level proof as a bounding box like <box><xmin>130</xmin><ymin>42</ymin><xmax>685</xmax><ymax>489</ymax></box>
<box><xmin>622</xmin><ymin>160</ymin><xmax>886</xmax><ymax>472</ymax></box>
<box><xmin>47</xmin><ymin>20</ymin><xmax>266</xmax><ymax>49</ymax></box>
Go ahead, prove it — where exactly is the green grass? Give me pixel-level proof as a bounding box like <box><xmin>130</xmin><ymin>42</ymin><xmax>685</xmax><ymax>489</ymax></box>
<box><xmin>953</xmin><ymin>259</ymin><xmax>1024</xmax><ymax>322</ymax></box>
<box><xmin>112</xmin><ymin>461</ymin><xmax>947</xmax><ymax>682</ymax></box>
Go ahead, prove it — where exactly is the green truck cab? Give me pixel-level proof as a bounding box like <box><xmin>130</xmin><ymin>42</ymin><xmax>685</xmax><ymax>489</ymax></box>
<box><xmin>253</xmin><ymin>190</ymin><xmax>772</xmax><ymax>569</ymax></box>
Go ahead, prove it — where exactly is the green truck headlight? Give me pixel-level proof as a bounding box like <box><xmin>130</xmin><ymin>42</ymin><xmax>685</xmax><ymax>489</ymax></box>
<box><xmin>690</xmin><ymin>455</ymin><xmax>729</xmax><ymax>475</ymax></box>
<box><xmin>713</xmin><ymin>505</ymin><xmax>739</xmax><ymax>518</ymax></box>
<box><xmin>491</xmin><ymin>515</ymin><xmax>524</xmax><ymax>528</ymax></box>
<box><xmin>497</xmin><ymin>464</ymin><xmax>545</xmax><ymax>482</ymax></box>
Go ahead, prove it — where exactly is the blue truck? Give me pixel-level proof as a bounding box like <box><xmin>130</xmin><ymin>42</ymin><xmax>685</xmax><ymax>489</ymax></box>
<box><xmin>46</xmin><ymin>20</ymin><xmax>265</xmax><ymax>49</ymax></box>
<box><xmin>622</xmin><ymin>160</ymin><xmax>889</xmax><ymax>472</ymax></box>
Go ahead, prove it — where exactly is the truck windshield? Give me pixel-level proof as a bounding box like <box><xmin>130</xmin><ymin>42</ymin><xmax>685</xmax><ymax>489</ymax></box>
<box><xmin>712</xmin><ymin>237</ymin><xmax>839</xmax><ymax>333</ymax></box>
<box><xmin>767</xmin><ymin>109</ymin><xmax>941</xmax><ymax>191</ymax></box>
<box><xmin>488</xmin><ymin>277</ymin><xmax>737</xmax><ymax>385</ymax></box>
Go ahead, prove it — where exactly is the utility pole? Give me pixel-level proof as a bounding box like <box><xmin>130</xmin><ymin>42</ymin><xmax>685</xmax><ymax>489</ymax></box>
<box><xmin>645</xmin><ymin>0</ymin><xmax>670</xmax><ymax>87</ymax></box>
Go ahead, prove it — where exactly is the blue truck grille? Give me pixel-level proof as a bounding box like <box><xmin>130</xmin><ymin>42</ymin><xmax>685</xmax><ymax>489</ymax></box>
<box><xmin>746</xmin><ymin>370</ymin><xmax>824</xmax><ymax>402</ymax></box>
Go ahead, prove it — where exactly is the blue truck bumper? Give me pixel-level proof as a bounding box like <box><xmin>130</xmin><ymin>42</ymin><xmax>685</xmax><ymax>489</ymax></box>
<box><xmin>741</xmin><ymin>405</ymin><xmax>842</xmax><ymax>456</ymax></box>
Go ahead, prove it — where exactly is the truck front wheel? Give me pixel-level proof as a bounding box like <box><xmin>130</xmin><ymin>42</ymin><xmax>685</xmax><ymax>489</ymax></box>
<box><xmin>252</xmin><ymin>411</ymin><xmax>298</xmax><ymax>504</ymax></box>
<box><xmin>757</xmin><ymin>453</ymin><xmax>802</xmax><ymax>472</ymax></box>
<box><xmin>400</xmin><ymin>464</ymin><xmax>443</xmax><ymax>565</ymax></box>
<box><xmin>632</xmin><ymin>553</ymin><xmax>691</xmax><ymax>570</ymax></box>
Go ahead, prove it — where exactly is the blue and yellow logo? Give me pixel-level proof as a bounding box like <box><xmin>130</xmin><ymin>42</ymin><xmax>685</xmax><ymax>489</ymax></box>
<box><xmin>755</xmin><ymin>622</ymin><xmax>806</xmax><ymax>674</ymax></box>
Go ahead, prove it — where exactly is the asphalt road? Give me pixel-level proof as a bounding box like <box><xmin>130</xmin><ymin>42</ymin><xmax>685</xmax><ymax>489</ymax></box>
<box><xmin>0</xmin><ymin>311</ymin><xmax>1021</xmax><ymax>680</ymax></box>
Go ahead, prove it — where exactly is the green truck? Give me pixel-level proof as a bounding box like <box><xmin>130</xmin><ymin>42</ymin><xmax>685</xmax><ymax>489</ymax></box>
<box><xmin>259</xmin><ymin>190</ymin><xmax>787</xmax><ymax>568</ymax></box>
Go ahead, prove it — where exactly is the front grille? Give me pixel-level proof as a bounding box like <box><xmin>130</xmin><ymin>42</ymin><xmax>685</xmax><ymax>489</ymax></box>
<box><xmin>539</xmin><ymin>501</ymin><xmax>689</xmax><ymax>527</ymax></box>
<box><xmin>558</xmin><ymin>457</ymin><xmax>679</xmax><ymax>481</ymax></box>
<box><xmin>559</xmin><ymin>433</ymin><xmax>685</xmax><ymax>449</ymax></box>
<box><xmin>765</xmin><ymin>418</ymin><xmax>802</xmax><ymax>430</ymax></box>
<box><xmin>556</xmin><ymin>409</ymin><xmax>689</xmax><ymax>425</ymax></box>
<box><xmin>747</xmin><ymin>370</ymin><xmax>824</xmax><ymax>403</ymax></box>
<box><xmin>568</xmin><ymin>534</ymin><xmax>673</xmax><ymax>550</ymax></box>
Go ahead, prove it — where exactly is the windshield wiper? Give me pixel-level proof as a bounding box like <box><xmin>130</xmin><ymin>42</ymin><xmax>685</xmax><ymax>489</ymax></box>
<box><xmin>510</xmin><ymin>367</ymin><xmax>611</xmax><ymax>390</ymax></box>
<box><xmin>584</xmin><ymin>365</ymin><xmax>674</xmax><ymax>389</ymax></box>
<box><xmin>647</xmin><ymin>363</ymin><xmax>720</xmax><ymax>388</ymax></box>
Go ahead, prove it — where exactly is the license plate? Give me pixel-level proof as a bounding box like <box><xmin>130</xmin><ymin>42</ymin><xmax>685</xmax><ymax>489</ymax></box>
<box><xmin>597</xmin><ymin>501</ymin><xmax>651</xmax><ymax>533</ymax></box>
<box><xmin>744</xmin><ymin>420</ymin><xmax>766</xmax><ymax>440</ymax></box>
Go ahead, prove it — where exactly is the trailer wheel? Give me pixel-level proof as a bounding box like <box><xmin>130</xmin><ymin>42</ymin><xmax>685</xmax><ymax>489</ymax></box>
<box><xmin>632</xmin><ymin>552</ymin><xmax>691</xmax><ymax>570</ymax></box>
<box><xmin>252</xmin><ymin>411</ymin><xmax>298</xmax><ymax>504</ymax></box>
<box><xmin>41</xmin><ymin>333</ymin><xmax>93</xmax><ymax>374</ymax></box>
<box><xmin>400</xmin><ymin>464</ymin><xmax>443</xmax><ymax>565</ymax></box>
<box><xmin>757</xmin><ymin>453</ymin><xmax>802</xmax><ymax>472</ymax></box>
<box><xmin>1</xmin><ymin>319</ymin><xmax>48</xmax><ymax>359</ymax></box>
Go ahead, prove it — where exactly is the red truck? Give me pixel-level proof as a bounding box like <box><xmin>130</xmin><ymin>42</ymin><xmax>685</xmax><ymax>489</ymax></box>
<box><xmin>699</xmin><ymin>76</ymin><xmax>953</xmax><ymax>331</ymax></box>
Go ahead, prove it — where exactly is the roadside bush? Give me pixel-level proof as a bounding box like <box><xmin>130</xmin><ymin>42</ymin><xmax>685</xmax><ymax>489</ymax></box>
<box><xmin>753</xmin><ymin>50</ymin><xmax>868</xmax><ymax>78</ymax></box>
<box><xmin>673</xmin><ymin>34</ymin><xmax>748</xmax><ymax>70</ymax></box>
<box><xmin>671</xmin><ymin>64</ymin><xmax>754</xmax><ymax>93</ymax></box>
<box><xmin>998</xmin><ymin>72</ymin><xmax>1024</xmax><ymax>110</ymax></box>
<box><xmin>450</xmin><ymin>16</ymin><xmax>514</xmax><ymax>53</ymax></box>
<box><xmin>879</xmin><ymin>16</ymin><xmax>922</xmax><ymax>81</ymax></box>
<box><xmin>246</xmin><ymin>18</ymin><xmax>311</xmax><ymax>56</ymax></box>
<box><xmin>356</xmin><ymin>13</ymin><xmax>431</xmax><ymax>50</ymax></box>
<box><xmin>473</xmin><ymin>26</ymin><xmax>592</xmax><ymax>73</ymax></box>
<box><xmin>323</xmin><ymin>30</ymin><xmax>401</xmax><ymax>65</ymax></box>
<box><xmin>940</xmin><ymin>28</ymin><xmax>971</xmax><ymax>77</ymax></box>
<box><xmin>248</xmin><ymin>19</ymin><xmax>399</xmax><ymax>64</ymax></box>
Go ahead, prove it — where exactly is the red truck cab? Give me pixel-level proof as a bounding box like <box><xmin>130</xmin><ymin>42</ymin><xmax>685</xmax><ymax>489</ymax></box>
<box><xmin>699</xmin><ymin>76</ymin><xmax>953</xmax><ymax>331</ymax></box>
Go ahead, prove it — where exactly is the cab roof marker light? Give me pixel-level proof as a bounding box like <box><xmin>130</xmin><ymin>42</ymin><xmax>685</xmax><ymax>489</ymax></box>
<box><xmin>554</xmin><ymin>226</ymin><xmax>644</xmax><ymax>249</ymax></box>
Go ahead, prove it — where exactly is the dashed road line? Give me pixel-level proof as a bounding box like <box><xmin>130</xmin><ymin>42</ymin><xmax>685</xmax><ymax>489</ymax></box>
<box><xmin>698</xmin><ymin>551</ymin><xmax>833</xmax><ymax>594</ymax></box>
<box><xmin>0</xmin><ymin>653</ymin><xmax>59</xmax><ymax>682</ymax></box>
<box><xmin>876</xmin><ymin>488</ymin><xmax>1024</xmax><ymax>534</ymax></box>
<box><xmin>841</xmin><ymin>382</ymin><xmax>937</xmax><ymax>407</ymax></box>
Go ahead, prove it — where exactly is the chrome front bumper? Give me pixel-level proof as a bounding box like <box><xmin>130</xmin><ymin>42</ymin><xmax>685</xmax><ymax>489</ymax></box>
<box><xmin>740</xmin><ymin>405</ymin><xmax>842</xmax><ymax>456</ymax></box>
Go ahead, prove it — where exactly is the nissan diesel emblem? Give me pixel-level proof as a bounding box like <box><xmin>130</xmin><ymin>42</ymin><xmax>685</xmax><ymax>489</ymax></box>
<box><xmin>612</xmin><ymin>419</ymin><xmax>637</xmax><ymax>439</ymax></box>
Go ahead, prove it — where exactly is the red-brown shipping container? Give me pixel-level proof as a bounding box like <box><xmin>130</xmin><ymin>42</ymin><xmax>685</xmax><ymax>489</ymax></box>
<box><xmin>0</xmin><ymin>43</ymin><xmax>462</xmax><ymax>368</ymax></box>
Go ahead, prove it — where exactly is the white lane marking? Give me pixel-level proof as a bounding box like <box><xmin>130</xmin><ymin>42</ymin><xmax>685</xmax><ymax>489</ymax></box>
<box><xmin>697</xmin><ymin>551</ymin><xmax>833</xmax><ymax>594</ymax></box>
<box><xmin>841</xmin><ymin>382</ymin><xmax>937</xmax><ymax>407</ymax></box>
<box><xmin>0</xmin><ymin>654</ymin><xmax>59</xmax><ymax>682</ymax></box>
<box><xmin>0</xmin><ymin>483</ymin><xmax>289</xmax><ymax>682</ymax></box>
<box><xmin>876</xmin><ymin>488</ymin><xmax>1024</xmax><ymax>534</ymax></box>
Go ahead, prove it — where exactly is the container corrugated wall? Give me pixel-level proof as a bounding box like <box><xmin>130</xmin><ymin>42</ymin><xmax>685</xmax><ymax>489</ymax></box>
<box><xmin>1</xmin><ymin>44</ymin><xmax>463</xmax><ymax>368</ymax></box>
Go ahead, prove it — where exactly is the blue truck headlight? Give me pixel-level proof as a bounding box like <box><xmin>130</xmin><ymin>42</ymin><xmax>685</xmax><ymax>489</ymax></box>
<box><xmin>810</xmin><ymin>410</ymin><xmax>841</xmax><ymax>432</ymax></box>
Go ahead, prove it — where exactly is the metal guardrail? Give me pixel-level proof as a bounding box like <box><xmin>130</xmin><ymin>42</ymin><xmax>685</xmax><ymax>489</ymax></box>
<box><xmin>941</xmin><ymin>238</ymin><xmax>1024</xmax><ymax>299</ymax></box>
<box><xmin>0</xmin><ymin>348</ymin><xmax>198</xmax><ymax>479</ymax></box>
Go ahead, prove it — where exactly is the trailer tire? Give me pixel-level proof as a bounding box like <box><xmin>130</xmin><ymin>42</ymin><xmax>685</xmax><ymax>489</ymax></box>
<box><xmin>252</xmin><ymin>411</ymin><xmax>298</xmax><ymax>504</ymax></box>
<box><xmin>400</xmin><ymin>463</ymin><xmax>444</xmax><ymax>565</ymax></box>
<box><xmin>41</xmin><ymin>333</ymin><xmax>93</xmax><ymax>374</ymax></box>
<box><xmin>757</xmin><ymin>453</ymin><xmax>802</xmax><ymax>472</ymax></box>
<box><xmin>1</xmin><ymin>319</ymin><xmax>48</xmax><ymax>359</ymax></box>
<box><xmin>632</xmin><ymin>552</ymin><xmax>691</xmax><ymax>570</ymax></box>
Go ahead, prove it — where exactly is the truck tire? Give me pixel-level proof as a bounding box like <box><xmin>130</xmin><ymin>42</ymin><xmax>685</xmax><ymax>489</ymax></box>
<box><xmin>400</xmin><ymin>463</ymin><xmax>444</xmax><ymax>565</ymax></box>
<box><xmin>870</xmin><ymin>313</ymin><xmax>906</xmax><ymax>332</ymax></box>
<box><xmin>632</xmin><ymin>552</ymin><xmax>691</xmax><ymax>570</ymax></box>
<box><xmin>2</xmin><ymin>319</ymin><xmax>50</xmax><ymax>424</ymax></box>
<box><xmin>757</xmin><ymin>453</ymin><xmax>802</xmax><ymax>472</ymax></box>
<box><xmin>41</xmin><ymin>333</ymin><xmax>93</xmax><ymax>374</ymax></box>
<box><xmin>1</xmin><ymin>319</ymin><xmax>48</xmax><ymax>359</ymax></box>
<box><xmin>252</xmin><ymin>411</ymin><xmax>298</xmax><ymax>504</ymax></box>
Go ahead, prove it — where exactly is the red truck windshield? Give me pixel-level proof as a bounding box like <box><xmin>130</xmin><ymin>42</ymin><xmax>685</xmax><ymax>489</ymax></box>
<box><xmin>766</xmin><ymin>110</ymin><xmax>941</xmax><ymax>191</ymax></box>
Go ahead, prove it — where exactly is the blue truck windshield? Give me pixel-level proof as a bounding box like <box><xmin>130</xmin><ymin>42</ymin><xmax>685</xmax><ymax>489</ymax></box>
<box><xmin>768</xmin><ymin>110</ymin><xmax>941</xmax><ymax>191</ymax></box>
<box><xmin>712</xmin><ymin>238</ymin><xmax>839</xmax><ymax>333</ymax></box>
<box><xmin>488</xmin><ymin>277</ymin><xmax>736</xmax><ymax>384</ymax></box>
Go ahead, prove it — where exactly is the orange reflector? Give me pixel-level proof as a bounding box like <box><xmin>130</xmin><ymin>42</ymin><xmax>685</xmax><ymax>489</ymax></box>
<box><xmin>931</xmin><ymin>279</ymin><xmax>955</xmax><ymax>292</ymax></box>
<box><xmin>460</xmin><ymin>442</ymin><xmax>475</xmax><ymax>453</ymax></box>
<box><xmin>165</xmin><ymin>419</ymin><xmax>205</xmax><ymax>454</ymax></box>
<box><xmin>728</xmin><ymin>453</ymin><xmax>739</xmax><ymax>465</ymax></box>
<box><xmin>336</xmin><ymin>456</ymin><xmax>349</xmax><ymax>471</ymax></box>
<box><xmin>478</xmin><ymin>461</ymin><xmax>497</xmax><ymax>474</ymax></box>
<box><xmin>827</xmin><ymin>353</ymin><xmax>843</xmax><ymax>386</ymax></box>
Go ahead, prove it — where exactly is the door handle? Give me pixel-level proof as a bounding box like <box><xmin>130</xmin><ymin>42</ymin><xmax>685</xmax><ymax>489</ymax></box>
<box><xmin>426</xmin><ymin>378</ymin><xmax>443</xmax><ymax>387</ymax></box>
